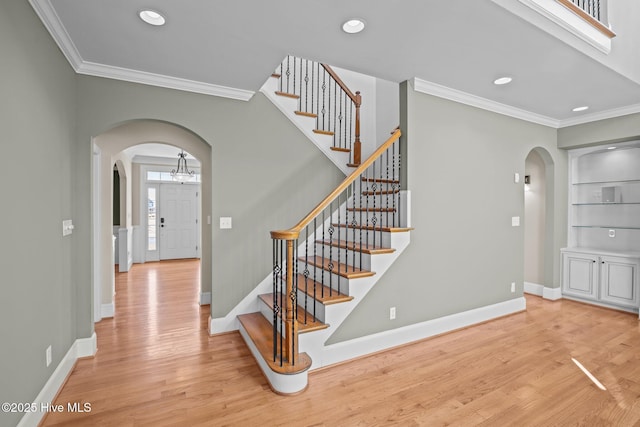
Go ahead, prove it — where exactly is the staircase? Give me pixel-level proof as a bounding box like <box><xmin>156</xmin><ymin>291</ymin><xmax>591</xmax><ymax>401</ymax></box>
<box><xmin>238</xmin><ymin>56</ymin><xmax>412</xmax><ymax>395</ymax></box>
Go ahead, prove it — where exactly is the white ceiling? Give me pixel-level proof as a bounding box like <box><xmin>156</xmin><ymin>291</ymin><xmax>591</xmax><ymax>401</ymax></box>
<box><xmin>31</xmin><ymin>0</ymin><xmax>640</xmax><ymax>130</ymax></box>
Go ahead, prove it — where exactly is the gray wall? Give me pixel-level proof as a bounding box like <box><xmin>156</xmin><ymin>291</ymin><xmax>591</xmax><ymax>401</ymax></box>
<box><xmin>328</xmin><ymin>82</ymin><xmax>567</xmax><ymax>343</ymax></box>
<box><xmin>558</xmin><ymin>112</ymin><xmax>640</xmax><ymax>149</ymax></box>
<box><xmin>74</xmin><ymin>76</ymin><xmax>345</xmax><ymax>319</ymax></box>
<box><xmin>0</xmin><ymin>2</ymin><xmax>77</xmax><ymax>425</ymax></box>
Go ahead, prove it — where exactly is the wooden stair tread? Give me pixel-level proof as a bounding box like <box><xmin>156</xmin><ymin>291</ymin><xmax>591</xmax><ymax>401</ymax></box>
<box><xmin>294</xmin><ymin>273</ymin><xmax>353</xmax><ymax>305</ymax></box>
<box><xmin>332</xmin><ymin>223</ymin><xmax>414</xmax><ymax>233</ymax></box>
<box><xmin>275</xmin><ymin>91</ymin><xmax>300</xmax><ymax>99</ymax></box>
<box><xmin>313</xmin><ymin>129</ymin><xmax>335</xmax><ymax>136</ymax></box>
<box><xmin>271</xmin><ymin>73</ymin><xmax>281</xmax><ymax>78</ymax></box>
<box><xmin>347</xmin><ymin>207</ymin><xmax>396</xmax><ymax>213</ymax></box>
<box><xmin>238</xmin><ymin>313</ymin><xmax>312</xmax><ymax>375</ymax></box>
<box><xmin>295</xmin><ymin>110</ymin><xmax>318</xmax><ymax>118</ymax></box>
<box><xmin>330</xmin><ymin>146</ymin><xmax>351</xmax><ymax>153</ymax></box>
<box><xmin>299</xmin><ymin>256</ymin><xmax>375</xmax><ymax>279</ymax></box>
<box><xmin>362</xmin><ymin>189</ymin><xmax>400</xmax><ymax>195</ymax></box>
<box><xmin>315</xmin><ymin>239</ymin><xmax>395</xmax><ymax>255</ymax></box>
<box><xmin>361</xmin><ymin>176</ymin><xmax>400</xmax><ymax>184</ymax></box>
<box><xmin>258</xmin><ymin>294</ymin><xmax>328</xmax><ymax>333</ymax></box>
<box><xmin>346</xmin><ymin>163</ymin><xmax>360</xmax><ymax>168</ymax></box>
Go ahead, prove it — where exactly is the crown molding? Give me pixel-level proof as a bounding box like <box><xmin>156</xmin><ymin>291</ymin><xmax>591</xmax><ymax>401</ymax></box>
<box><xmin>76</xmin><ymin>61</ymin><xmax>254</xmax><ymax>101</ymax></box>
<box><xmin>412</xmin><ymin>78</ymin><xmax>561</xmax><ymax>128</ymax></box>
<box><xmin>29</xmin><ymin>0</ymin><xmax>254</xmax><ymax>101</ymax></box>
<box><xmin>557</xmin><ymin>103</ymin><xmax>640</xmax><ymax>127</ymax></box>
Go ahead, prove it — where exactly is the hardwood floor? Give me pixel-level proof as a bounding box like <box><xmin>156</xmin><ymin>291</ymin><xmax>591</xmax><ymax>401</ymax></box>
<box><xmin>44</xmin><ymin>260</ymin><xmax>640</xmax><ymax>426</ymax></box>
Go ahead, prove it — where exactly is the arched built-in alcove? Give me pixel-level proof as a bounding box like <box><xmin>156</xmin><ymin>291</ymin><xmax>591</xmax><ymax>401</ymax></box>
<box><xmin>92</xmin><ymin>119</ymin><xmax>212</xmax><ymax>321</ymax></box>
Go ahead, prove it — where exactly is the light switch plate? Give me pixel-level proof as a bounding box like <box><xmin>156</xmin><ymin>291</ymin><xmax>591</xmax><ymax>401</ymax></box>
<box><xmin>511</xmin><ymin>216</ymin><xmax>520</xmax><ymax>227</ymax></box>
<box><xmin>62</xmin><ymin>220</ymin><xmax>74</xmax><ymax>236</ymax></box>
<box><xmin>220</xmin><ymin>217</ymin><xmax>232</xmax><ymax>229</ymax></box>
<box><xmin>514</xmin><ymin>173</ymin><xmax>520</xmax><ymax>183</ymax></box>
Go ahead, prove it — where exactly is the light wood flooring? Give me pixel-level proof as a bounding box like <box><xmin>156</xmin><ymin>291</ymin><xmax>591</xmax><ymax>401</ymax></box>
<box><xmin>44</xmin><ymin>260</ymin><xmax>640</xmax><ymax>426</ymax></box>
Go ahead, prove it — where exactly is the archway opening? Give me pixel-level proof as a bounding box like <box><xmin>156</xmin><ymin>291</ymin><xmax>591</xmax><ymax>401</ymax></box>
<box><xmin>524</xmin><ymin>147</ymin><xmax>555</xmax><ymax>297</ymax></box>
<box><xmin>92</xmin><ymin>120</ymin><xmax>212</xmax><ymax>323</ymax></box>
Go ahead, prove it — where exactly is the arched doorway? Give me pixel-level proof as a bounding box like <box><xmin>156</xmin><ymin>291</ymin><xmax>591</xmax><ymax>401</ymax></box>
<box><xmin>523</xmin><ymin>147</ymin><xmax>556</xmax><ymax>299</ymax></box>
<box><xmin>92</xmin><ymin>120</ymin><xmax>212</xmax><ymax>322</ymax></box>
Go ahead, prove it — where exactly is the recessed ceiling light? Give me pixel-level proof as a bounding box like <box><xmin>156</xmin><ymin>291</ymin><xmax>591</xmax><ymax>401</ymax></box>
<box><xmin>607</xmin><ymin>146</ymin><xmax>617</xmax><ymax>150</ymax></box>
<box><xmin>139</xmin><ymin>10</ymin><xmax>166</xmax><ymax>26</ymax></box>
<box><xmin>493</xmin><ymin>77</ymin><xmax>512</xmax><ymax>85</ymax></box>
<box><xmin>342</xmin><ymin>19</ymin><xmax>365</xmax><ymax>34</ymax></box>
<box><xmin>572</xmin><ymin>106</ymin><xmax>589</xmax><ymax>112</ymax></box>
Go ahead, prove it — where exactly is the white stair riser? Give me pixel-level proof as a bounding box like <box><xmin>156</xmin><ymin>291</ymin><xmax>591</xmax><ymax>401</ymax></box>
<box><xmin>325</xmin><ymin>227</ymin><xmax>394</xmax><ymax>247</ymax></box>
<box><xmin>296</xmin><ymin>262</ymin><xmax>353</xmax><ymax>295</ymax></box>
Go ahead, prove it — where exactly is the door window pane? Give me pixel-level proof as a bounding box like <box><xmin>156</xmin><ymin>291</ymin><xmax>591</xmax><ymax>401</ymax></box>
<box><xmin>147</xmin><ymin>187</ymin><xmax>157</xmax><ymax>251</ymax></box>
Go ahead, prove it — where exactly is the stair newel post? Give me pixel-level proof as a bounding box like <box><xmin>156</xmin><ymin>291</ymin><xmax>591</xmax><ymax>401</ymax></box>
<box><xmin>353</xmin><ymin>91</ymin><xmax>362</xmax><ymax>166</ymax></box>
<box><xmin>284</xmin><ymin>237</ymin><xmax>298</xmax><ymax>364</ymax></box>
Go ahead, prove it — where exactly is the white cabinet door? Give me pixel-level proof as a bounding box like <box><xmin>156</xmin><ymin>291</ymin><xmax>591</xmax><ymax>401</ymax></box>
<box><xmin>562</xmin><ymin>252</ymin><xmax>598</xmax><ymax>299</ymax></box>
<box><xmin>599</xmin><ymin>256</ymin><xmax>639</xmax><ymax>309</ymax></box>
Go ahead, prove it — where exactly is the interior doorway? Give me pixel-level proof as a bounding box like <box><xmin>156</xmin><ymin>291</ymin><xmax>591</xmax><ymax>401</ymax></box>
<box><xmin>523</xmin><ymin>147</ymin><xmax>555</xmax><ymax>298</ymax></box>
<box><xmin>92</xmin><ymin>120</ymin><xmax>213</xmax><ymax>323</ymax></box>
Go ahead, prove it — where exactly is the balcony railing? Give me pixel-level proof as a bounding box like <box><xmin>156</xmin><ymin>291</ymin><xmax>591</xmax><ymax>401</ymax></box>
<box><xmin>568</xmin><ymin>0</ymin><xmax>603</xmax><ymax>22</ymax></box>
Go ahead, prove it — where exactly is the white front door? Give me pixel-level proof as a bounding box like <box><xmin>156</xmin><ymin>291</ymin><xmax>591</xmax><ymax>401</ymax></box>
<box><xmin>159</xmin><ymin>184</ymin><xmax>199</xmax><ymax>260</ymax></box>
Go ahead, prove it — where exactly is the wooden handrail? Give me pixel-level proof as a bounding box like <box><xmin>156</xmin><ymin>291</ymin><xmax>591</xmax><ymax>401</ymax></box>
<box><xmin>556</xmin><ymin>0</ymin><xmax>615</xmax><ymax>38</ymax></box>
<box><xmin>271</xmin><ymin>128</ymin><xmax>401</xmax><ymax>240</ymax></box>
<box><xmin>321</xmin><ymin>64</ymin><xmax>361</xmax><ymax>106</ymax></box>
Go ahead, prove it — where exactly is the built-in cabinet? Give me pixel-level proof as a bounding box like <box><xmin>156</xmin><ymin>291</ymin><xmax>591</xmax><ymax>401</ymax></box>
<box><xmin>563</xmin><ymin>143</ymin><xmax>640</xmax><ymax>315</ymax></box>
<box><xmin>562</xmin><ymin>249</ymin><xmax>639</xmax><ymax>310</ymax></box>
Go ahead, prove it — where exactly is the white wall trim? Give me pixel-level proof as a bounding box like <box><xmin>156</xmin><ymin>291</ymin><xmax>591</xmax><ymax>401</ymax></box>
<box><xmin>29</xmin><ymin>0</ymin><xmax>254</xmax><ymax>101</ymax></box>
<box><xmin>557</xmin><ymin>103</ymin><xmax>640</xmax><ymax>127</ymax></box>
<box><xmin>17</xmin><ymin>333</ymin><xmax>97</xmax><ymax>427</ymax></box>
<box><xmin>412</xmin><ymin>78</ymin><xmax>560</xmax><ymax>128</ymax></box>
<box><xmin>101</xmin><ymin>303</ymin><xmax>114</xmax><ymax>318</ymax></box>
<box><xmin>543</xmin><ymin>286</ymin><xmax>563</xmax><ymax>300</ymax></box>
<box><xmin>524</xmin><ymin>281</ymin><xmax>545</xmax><ymax>296</ymax></box>
<box><xmin>77</xmin><ymin>61</ymin><xmax>254</xmax><ymax>101</ymax></box>
<box><xmin>320</xmin><ymin>297</ymin><xmax>526</xmax><ymax>368</ymax></box>
<box><xmin>200</xmin><ymin>292</ymin><xmax>211</xmax><ymax>306</ymax></box>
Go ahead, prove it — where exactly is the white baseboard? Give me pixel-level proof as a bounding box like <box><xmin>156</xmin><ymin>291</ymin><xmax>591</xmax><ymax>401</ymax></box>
<box><xmin>321</xmin><ymin>297</ymin><xmax>526</xmax><ymax>368</ymax></box>
<box><xmin>101</xmin><ymin>303</ymin><xmax>114</xmax><ymax>318</ymax></box>
<box><xmin>200</xmin><ymin>292</ymin><xmax>211</xmax><ymax>305</ymax></box>
<box><xmin>18</xmin><ymin>333</ymin><xmax>97</xmax><ymax>427</ymax></box>
<box><xmin>543</xmin><ymin>286</ymin><xmax>563</xmax><ymax>301</ymax></box>
<box><xmin>524</xmin><ymin>281</ymin><xmax>544</xmax><ymax>296</ymax></box>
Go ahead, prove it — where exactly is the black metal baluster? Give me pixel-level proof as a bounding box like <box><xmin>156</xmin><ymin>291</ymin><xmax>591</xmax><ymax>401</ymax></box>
<box><xmin>313</xmin><ymin>217</ymin><xmax>317</xmax><ymax>319</ymax></box>
<box><xmin>304</xmin><ymin>226</ymin><xmax>309</xmax><ymax>325</ymax></box>
<box><xmin>333</xmin><ymin>79</ymin><xmax>337</xmax><ymax>148</ymax></box>
<box><xmin>279</xmin><ymin>240</ymin><xmax>284</xmax><ymax>366</ymax></box>
<box><xmin>321</xmin><ymin>69</ymin><xmax>326</xmax><ymax>131</ymax></box>
<box><xmin>397</xmin><ymin>137</ymin><xmax>402</xmax><ymax>228</ymax></box>
<box><xmin>292</xmin><ymin>238</ymin><xmax>298</xmax><ymax>365</ymax></box>
<box><xmin>321</xmin><ymin>209</ymin><xmax>325</xmax><ymax>298</ymax></box>
<box><xmin>272</xmin><ymin>240</ymin><xmax>277</xmax><ymax>362</ymax></box>
<box><xmin>351</xmin><ymin>181</ymin><xmax>357</xmax><ymax>272</ymax></box>
<box><xmin>328</xmin><ymin>203</ymin><xmax>334</xmax><ymax>297</ymax></box>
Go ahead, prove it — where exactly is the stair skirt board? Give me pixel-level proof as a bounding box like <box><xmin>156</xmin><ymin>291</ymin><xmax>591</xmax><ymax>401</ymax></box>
<box><xmin>260</xmin><ymin>76</ymin><xmax>352</xmax><ymax>176</ymax></box>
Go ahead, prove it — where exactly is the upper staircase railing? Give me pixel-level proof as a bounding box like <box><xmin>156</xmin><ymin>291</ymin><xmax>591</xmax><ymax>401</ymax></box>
<box><xmin>270</xmin><ymin>128</ymin><xmax>402</xmax><ymax>368</ymax></box>
<box><xmin>557</xmin><ymin>0</ymin><xmax>613</xmax><ymax>37</ymax></box>
<box><xmin>277</xmin><ymin>55</ymin><xmax>363</xmax><ymax>166</ymax></box>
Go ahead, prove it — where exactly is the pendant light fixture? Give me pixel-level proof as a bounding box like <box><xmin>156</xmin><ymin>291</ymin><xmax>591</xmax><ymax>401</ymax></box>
<box><xmin>171</xmin><ymin>150</ymin><xmax>195</xmax><ymax>182</ymax></box>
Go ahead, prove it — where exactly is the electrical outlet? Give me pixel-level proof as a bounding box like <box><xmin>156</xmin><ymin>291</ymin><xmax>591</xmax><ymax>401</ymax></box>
<box><xmin>389</xmin><ymin>307</ymin><xmax>396</xmax><ymax>320</ymax></box>
<box><xmin>46</xmin><ymin>345</ymin><xmax>52</xmax><ymax>367</ymax></box>
<box><xmin>511</xmin><ymin>282</ymin><xmax>516</xmax><ymax>293</ymax></box>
